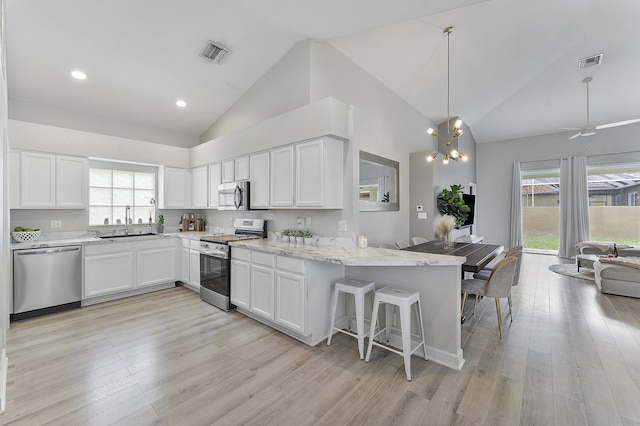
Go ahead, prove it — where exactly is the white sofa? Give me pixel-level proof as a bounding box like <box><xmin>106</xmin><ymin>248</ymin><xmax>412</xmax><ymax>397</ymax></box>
<box><xmin>594</xmin><ymin>259</ymin><xmax>640</xmax><ymax>299</ymax></box>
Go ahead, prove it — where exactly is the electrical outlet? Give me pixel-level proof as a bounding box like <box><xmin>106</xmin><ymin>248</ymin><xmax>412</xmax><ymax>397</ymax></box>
<box><xmin>51</xmin><ymin>220</ymin><xmax>62</xmax><ymax>228</ymax></box>
<box><xmin>338</xmin><ymin>220</ymin><xmax>348</xmax><ymax>232</ymax></box>
<box><xmin>297</xmin><ymin>216</ymin><xmax>304</xmax><ymax>227</ymax></box>
<box><xmin>306</xmin><ymin>216</ymin><xmax>312</xmax><ymax>227</ymax></box>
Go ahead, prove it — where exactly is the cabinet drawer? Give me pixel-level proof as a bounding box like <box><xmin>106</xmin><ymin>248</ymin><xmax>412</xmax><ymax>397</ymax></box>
<box><xmin>232</xmin><ymin>247</ymin><xmax>251</xmax><ymax>262</ymax></box>
<box><xmin>182</xmin><ymin>238</ymin><xmax>191</xmax><ymax>248</ymax></box>
<box><xmin>277</xmin><ymin>256</ymin><xmax>305</xmax><ymax>274</ymax></box>
<box><xmin>252</xmin><ymin>251</ymin><xmax>275</xmax><ymax>267</ymax></box>
<box><xmin>190</xmin><ymin>240</ymin><xmax>201</xmax><ymax>250</ymax></box>
<box><xmin>85</xmin><ymin>242</ymin><xmax>135</xmax><ymax>256</ymax></box>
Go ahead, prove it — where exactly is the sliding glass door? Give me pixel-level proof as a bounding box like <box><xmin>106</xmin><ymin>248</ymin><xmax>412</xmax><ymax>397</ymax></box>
<box><xmin>521</xmin><ymin>170</ymin><xmax>560</xmax><ymax>251</ymax></box>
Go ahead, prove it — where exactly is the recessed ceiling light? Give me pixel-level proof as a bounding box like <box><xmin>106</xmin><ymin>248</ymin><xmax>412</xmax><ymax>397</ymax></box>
<box><xmin>176</xmin><ymin>100</ymin><xmax>187</xmax><ymax>108</ymax></box>
<box><xmin>70</xmin><ymin>70</ymin><xmax>87</xmax><ymax>80</ymax></box>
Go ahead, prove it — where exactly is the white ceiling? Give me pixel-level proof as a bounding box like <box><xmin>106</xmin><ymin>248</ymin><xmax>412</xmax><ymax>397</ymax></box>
<box><xmin>6</xmin><ymin>0</ymin><xmax>640</xmax><ymax>147</ymax></box>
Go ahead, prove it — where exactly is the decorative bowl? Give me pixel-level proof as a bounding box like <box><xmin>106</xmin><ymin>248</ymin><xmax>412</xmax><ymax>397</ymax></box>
<box><xmin>12</xmin><ymin>230</ymin><xmax>41</xmax><ymax>243</ymax></box>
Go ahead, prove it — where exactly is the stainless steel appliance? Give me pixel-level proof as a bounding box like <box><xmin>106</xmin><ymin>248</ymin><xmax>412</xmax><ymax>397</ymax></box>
<box><xmin>12</xmin><ymin>245</ymin><xmax>82</xmax><ymax>321</ymax></box>
<box><xmin>218</xmin><ymin>181</ymin><xmax>250</xmax><ymax>211</ymax></box>
<box><xmin>199</xmin><ymin>218</ymin><xmax>266</xmax><ymax>311</ymax></box>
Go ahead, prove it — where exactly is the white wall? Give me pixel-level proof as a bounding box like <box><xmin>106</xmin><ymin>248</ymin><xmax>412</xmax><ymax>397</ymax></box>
<box><xmin>477</xmin><ymin>123</ymin><xmax>640</xmax><ymax>249</ymax></box>
<box><xmin>200</xmin><ymin>41</ymin><xmax>311</xmax><ymax>143</ymax></box>
<box><xmin>9</xmin><ymin>98</ymin><xmax>199</xmax><ymax>148</ymax></box>
<box><xmin>8</xmin><ymin>120</ymin><xmax>190</xmax><ymax>168</ymax></box>
<box><xmin>308</xmin><ymin>41</ymin><xmax>436</xmax><ymax>247</ymax></box>
<box><xmin>1</xmin><ymin>0</ymin><xmax>9</xmax><ymax>407</ymax></box>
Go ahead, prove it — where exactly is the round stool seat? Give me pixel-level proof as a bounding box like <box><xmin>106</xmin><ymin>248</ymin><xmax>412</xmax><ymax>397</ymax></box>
<box><xmin>327</xmin><ymin>277</ymin><xmax>376</xmax><ymax>360</ymax></box>
<box><xmin>365</xmin><ymin>286</ymin><xmax>427</xmax><ymax>381</ymax></box>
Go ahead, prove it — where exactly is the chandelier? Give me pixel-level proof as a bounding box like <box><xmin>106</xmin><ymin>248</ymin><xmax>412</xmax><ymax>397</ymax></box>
<box><xmin>425</xmin><ymin>26</ymin><xmax>467</xmax><ymax>165</ymax></box>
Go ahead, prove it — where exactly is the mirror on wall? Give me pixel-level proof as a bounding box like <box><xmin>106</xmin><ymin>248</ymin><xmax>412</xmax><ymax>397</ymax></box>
<box><xmin>359</xmin><ymin>150</ymin><xmax>399</xmax><ymax>211</ymax></box>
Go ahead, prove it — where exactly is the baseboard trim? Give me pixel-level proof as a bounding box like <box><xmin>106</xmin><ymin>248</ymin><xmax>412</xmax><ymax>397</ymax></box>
<box><xmin>0</xmin><ymin>348</ymin><xmax>7</xmax><ymax>412</ymax></box>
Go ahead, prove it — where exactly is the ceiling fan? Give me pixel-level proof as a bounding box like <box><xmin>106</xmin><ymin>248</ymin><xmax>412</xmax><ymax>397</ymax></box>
<box><xmin>563</xmin><ymin>77</ymin><xmax>640</xmax><ymax>140</ymax></box>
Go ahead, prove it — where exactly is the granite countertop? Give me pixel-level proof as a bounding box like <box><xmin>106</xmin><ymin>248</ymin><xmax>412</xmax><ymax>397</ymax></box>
<box><xmin>229</xmin><ymin>240</ymin><xmax>465</xmax><ymax>267</ymax></box>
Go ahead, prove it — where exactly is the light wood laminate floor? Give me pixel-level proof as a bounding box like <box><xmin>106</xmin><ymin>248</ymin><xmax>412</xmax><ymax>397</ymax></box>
<box><xmin>2</xmin><ymin>253</ymin><xmax>640</xmax><ymax>425</ymax></box>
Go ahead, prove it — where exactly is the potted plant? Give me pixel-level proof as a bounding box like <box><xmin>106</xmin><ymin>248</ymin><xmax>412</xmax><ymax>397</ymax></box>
<box><xmin>436</xmin><ymin>184</ymin><xmax>470</xmax><ymax>226</ymax></box>
<box><xmin>281</xmin><ymin>229</ymin><xmax>291</xmax><ymax>242</ymax></box>
<box><xmin>294</xmin><ymin>230</ymin><xmax>304</xmax><ymax>244</ymax></box>
<box><xmin>156</xmin><ymin>214</ymin><xmax>165</xmax><ymax>234</ymax></box>
<box><xmin>302</xmin><ymin>230</ymin><xmax>313</xmax><ymax>244</ymax></box>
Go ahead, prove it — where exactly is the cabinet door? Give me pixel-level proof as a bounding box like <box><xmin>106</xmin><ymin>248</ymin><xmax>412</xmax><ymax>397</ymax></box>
<box><xmin>191</xmin><ymin>166</ymin><xmax>208</xmax><ymax>208</ymax></box>
<box><xmin>159</xmin><ymin>167</ymin><xmax>188</xmax><ymax>208</ymax></box>
<box><xmin>250</xmin><ymin>264</ymin><xmax>275</xmax><ymax>320</ymax></box>
<box><xmin>56</xmin><ymin>155</ymin><xmax>87</xmax><ymax>208</ymax></box>
<box><xmin>137</xmin><ymin>246</ymin><xmax>177</xmax><ymax>288</ymax></box>
<box><xmin>10</xmin><ymin>150</ymin><xmax>20</xmax><ymax>208</ymax></box>
<box><xmin>190</xmin><ymin>249</ymin><xmax>200</xmax><ymax>287</ymax></box>
<box><xmin>275</xmin><ymin>270</ymin><xmax>306</xmax><ymax>334</ymax></box>
<box><xmin>230</xmin><ymin>260</ymin><xmax>250</xmax><ymax>309</ymax></box>
<box><xmin>235</xmin><ymin>156</ymin><xmax>250</xmax><ymax>181</ymax></box>
<box><xmin>296</xmin><ymin>140</ymin><xmax>323</xmax><ymax>207</ymax></box>
<box><xmin>181</xmin><ymin>247</ymin><xmax>190</xmax><ymax>284</ymax></box>
<box><xmin>85</xmin><ymin>251</ymin><xmax>135</xmax><ymax>298</ymax></box>
<box><xmin>270</xmin><ymin>145</ymin><xmax>294</xmax><ymax>207</ymax></box>
<box><xmin>20</xmin><ymin>152</ymin><xmax>55</xmax><ymax>207</ymax></box>
<box><xmin>221</xmin><ymin>160</ymin><xmax>235</xmax><ymax>183</ymax></box>
<box><xmin>250</xmin><ymin>152</ymin><xmax>269</xmax><ymax>209</ymax></box>
<box><xmin>208</xmin><ymin>163</ymin><xmax>221</xmax><ymax>208</ymax></box>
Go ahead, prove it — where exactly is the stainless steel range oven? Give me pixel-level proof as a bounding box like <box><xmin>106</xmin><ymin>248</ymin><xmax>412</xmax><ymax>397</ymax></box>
<box><xmin>199</xmin><ymin>218</ymin><xmax>266</xmax><ymax>311</ymax></box>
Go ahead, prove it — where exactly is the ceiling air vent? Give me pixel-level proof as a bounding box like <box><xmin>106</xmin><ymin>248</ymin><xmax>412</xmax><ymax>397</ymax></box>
<box><xmin>577</xmin><ymin>53</ymin><xmax>603</xmax><ymax>70</ymax></box>
<box><xmin>201</xmin><ymin>41</ymin><xmax>230</xmax><ymax>64</ymax></box>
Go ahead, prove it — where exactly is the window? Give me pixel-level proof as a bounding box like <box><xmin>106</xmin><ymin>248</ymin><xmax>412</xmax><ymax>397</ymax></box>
<box><xmin>89</xmin><ymin>165</ymin><xmax>156</xmax><ymax>226</ymax></box>
<box><xmin>521</xmin><ymin>169</ymin><xmax>560</xmax><ymax>251</ymax></box>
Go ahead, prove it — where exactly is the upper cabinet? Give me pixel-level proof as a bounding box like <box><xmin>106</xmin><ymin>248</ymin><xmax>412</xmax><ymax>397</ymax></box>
<box><xmin>296</xmin><ymin>138</ymin><xmax>343</xmax><ymax>209</ymax></box>
<box><xmin>250</xmin><ymin>152</ymin><xmax>269</xmax><ymax>209</ymax></box>
<box><xmin>222</xmin><ymin>156</ymin><xmax>249</xmax><ymax>183</ymax></box>
<box><xmin>158</xmin><ymin>166</ymin><xmax>191</xmax><ymax>209</ymax></box>
<box><xmin>14</xmin><ymin>151</ymin><xmax>87</xmax><ymax>209</ymax></box>
<box><xmin>191</xmin><ymin>166</ymin><xmax>208</xmax><ymax>209</ymax></box>
<box><xmin>208</xmin><ymin>162</ymin><xmax>221</xmax><ymax>209</ymax></box>
<box><xmin>269</xmin><ymin>138</ymin><xmax>344</xmax><ymax>209</ymax></box>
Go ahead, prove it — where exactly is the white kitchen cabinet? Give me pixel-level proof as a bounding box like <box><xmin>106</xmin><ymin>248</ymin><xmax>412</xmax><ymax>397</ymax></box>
<box><xmin>275</xmin><ymin>256</ymin><xmax>306</xmax><ymax>334</ymax></box>
<box><xmin>270</xmin><ymin>145</ymin><xmax>295</xmax><ymax>207</ymax></box>
<box><xmin>137</xmin><ymin>239</ymin><xmax>177</xmax><ymax>288</ymax></box>
<box><xmin>84</xmin><ymin>242</ymin><xmax>136</xmax><ymax>298</ymax></box>
<box><xmin>221</xmin><ymin>160</ymin><xmax>235</xmax><ymax>183</ymax></box>
<box><xmin>249</xmin><ymin>152</ymin><xmax>269</xmax><ymax>209</ymax></box>
<box><xmin>249</xmin><ymin>251</ymin><xmax>275</xmax><ymax>320</ymax></box>
<box><xmin>180</xmin><ymin>244</ymin><xmax>190</xmax><ymax>285</ymax></box>
<box><xmin>158</xmin><ymin>166</ymin><xmax>190</xmax><ymax>209</ymax></box>
<box><xmin>10</xmin><ymin>150</ymin><xmax>20</xmax><ymax>209</ymax></box>
<box><xmin>230</xmin><ymin>248</ymin><xmax>251</xmax><ymax>310</ymax></box>
<box><xmin>208</xmin><ymin>162</ymin><xmax>221</xmax><ymax>208</ymax></box>
<box><xmin>191</xmin><ymin>166</ymin><xmax>208</xmax><ymax>208</ymax></box>
<box><xmin>296</xmin><ymin>138</ymin><xmax>343</xmax><ymax>208</ymax></box>
<box><xmin>56</xmin><ymin>155</ymin><xmax>87</xmax><ymax>208</ymax></box>
<box><xmin>18</xmin><ymin>151</ymin><xmax>87</xmax><ymax>209</ymax></box>
<box><xmin>222</xmin><ymin>156</ymin><xmax>249</xmax><ymax>183</ymax></box>
<box><xmin>189</xmin><ymin>240</ymin><xmax>201</xmax><ymax>290</ymax></box>
<box><xmin>235</xmin><ymin>155</ymin><xmax>250</xmax><ymax>181</ymax></box>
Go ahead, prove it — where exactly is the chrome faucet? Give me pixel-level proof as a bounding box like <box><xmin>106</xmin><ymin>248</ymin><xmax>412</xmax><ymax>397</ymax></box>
<box><xmin>124</xmin><ymin>205</ymin><xmax>131</xmax><ymax>235</ymax></box>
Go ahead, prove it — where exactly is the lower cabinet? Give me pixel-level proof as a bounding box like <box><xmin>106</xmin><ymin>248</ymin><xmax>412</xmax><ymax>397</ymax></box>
<box><xmin>85</xmin><ymin>242</ymin><xmax>136</xmax><ymax>298</ymax></box>
<box><xmin>84</xmin><ymin>238</ymin><xmax>177</xmax><ymax>300</ymax></box>
<box><xmin>230</xmin><ymin>247</ymin><xmax>344</xmax><ymax>344</ymax></box>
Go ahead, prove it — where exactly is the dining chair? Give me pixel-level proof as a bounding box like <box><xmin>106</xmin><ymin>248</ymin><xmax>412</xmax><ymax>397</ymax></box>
<box><xmin>473</xmin><ymin>245</ymin><xmax>522</xmax><ymax>283</ymax></box>
<box><xmin>410</xmin><ymin>237</ymin><xmax>428</xmax><ymax>245</ymax></box>
<box><xmin>395</xmin><ymin>240</ymin><xmax>410</xmax><ymax>249</ymax></box>
<box><xmin>378</xmin><ymin>243</ymin><xmax>398</xmax><ymax>249</ymax></box>
<box><xmin>461</xmin><ymin>256</ymin><xmax>517</xmax><ymax>338</ymax></box>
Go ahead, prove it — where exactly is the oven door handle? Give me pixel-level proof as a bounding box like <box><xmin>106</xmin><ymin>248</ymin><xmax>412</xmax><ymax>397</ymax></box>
<box><xmin>234</xmin><ymin>184</ymin><xmax>243</xmax><ymax>210</ymax></box>
<box><xmin>201</xmin><ymin>251</ymin><xmax>229</xmax><ymax>260</ymax></box>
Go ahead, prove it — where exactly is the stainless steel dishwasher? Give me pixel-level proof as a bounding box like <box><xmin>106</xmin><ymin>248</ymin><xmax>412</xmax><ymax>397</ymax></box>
<box><xmin>12</xmin><ymin>245</ymin><xmax>82</xmax><ymax>321</ymax></box>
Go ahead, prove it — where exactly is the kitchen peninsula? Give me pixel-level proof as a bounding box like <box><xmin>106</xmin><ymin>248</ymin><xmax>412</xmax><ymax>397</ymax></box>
<box><xmin>229</xmin><ymin>240</ymin><xmax>466</xmax><ymax>370</ymax></box>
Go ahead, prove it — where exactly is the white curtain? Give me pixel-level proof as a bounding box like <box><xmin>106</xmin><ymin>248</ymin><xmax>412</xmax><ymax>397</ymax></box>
<box><xmin>510</xmin><ymin>161</ymin><xmax>523</xmax><ymax>248</ymax></box>
<box><xmin>558</xmin><ymin>156</ymin><xmax>590</xmax><ymax>258</ymax></box>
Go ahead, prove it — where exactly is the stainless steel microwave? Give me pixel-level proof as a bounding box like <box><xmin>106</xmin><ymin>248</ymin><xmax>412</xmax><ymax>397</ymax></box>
<box><xmin>218</xmin><ymin>181</ymin><xmax>250</xmax><ymax>210</ymax></box>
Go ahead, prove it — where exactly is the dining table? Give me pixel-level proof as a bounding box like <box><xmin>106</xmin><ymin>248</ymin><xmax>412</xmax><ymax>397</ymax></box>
<box><xmin>403</xmin><ymin>240</ymin><xmax>504</xmax><ymax>274</ymax></box>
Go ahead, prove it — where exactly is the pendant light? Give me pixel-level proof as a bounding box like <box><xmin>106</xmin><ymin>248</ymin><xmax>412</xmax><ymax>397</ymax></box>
<box><xmin>425</xmin><ymin>26</ymin><xmax>467</xmax><ymax>164</ymax></box>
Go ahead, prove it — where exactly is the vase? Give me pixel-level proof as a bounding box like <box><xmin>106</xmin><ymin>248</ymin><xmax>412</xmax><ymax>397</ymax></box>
<box><xmin>281</xmin><ymin>235</ymin><xmax>289</xmax><ymax>242</ymax></box>
<box><xmin>444</xmin><ymin>232</ymin><xmax>454</xmax><ymax>249</ymax></box>
<box><xmin>157</xmin><ymin>225</ymin><xmax>164</xmax><ymax>234</ymax></box>
<box><xmin>296</xmin><ymin>236</ymin><xmax>304</xmax><ymax>244</ymax></box>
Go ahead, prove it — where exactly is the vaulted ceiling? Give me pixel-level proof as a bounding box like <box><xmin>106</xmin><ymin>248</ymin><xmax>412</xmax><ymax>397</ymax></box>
<box><xmin>6</xmin><ymin>0</ymin><xmax>640</xmax><ymax>147</ymax></box>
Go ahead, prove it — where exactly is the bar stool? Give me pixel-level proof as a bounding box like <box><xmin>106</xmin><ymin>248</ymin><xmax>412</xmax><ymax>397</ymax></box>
<box><xmin>365</xmin><ymin>286</ymin><xmax>427</xmax><ymax>381</ymax></box>
<box><xmin>327</xmin><ymin>277</ymin><xmax>376</xmax><ymax>359</ymax></box>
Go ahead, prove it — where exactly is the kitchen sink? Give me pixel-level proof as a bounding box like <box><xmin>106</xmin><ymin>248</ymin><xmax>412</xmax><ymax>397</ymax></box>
<box><xmin>98</xmin><ymin>232</ymin><xmax>157</xmax><ymax>239</ymax></box>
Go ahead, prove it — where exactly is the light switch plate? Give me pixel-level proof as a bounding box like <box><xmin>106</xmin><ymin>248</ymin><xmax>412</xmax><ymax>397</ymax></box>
<box><xmin>417</xmin><ymin>212</ymin><xmax>427</xmax><ymax>220</ymax></box>
<box><xmin>338</xmin><ymin>220</ymin><xmax>348</xmax><ymax>232</ymax></box>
